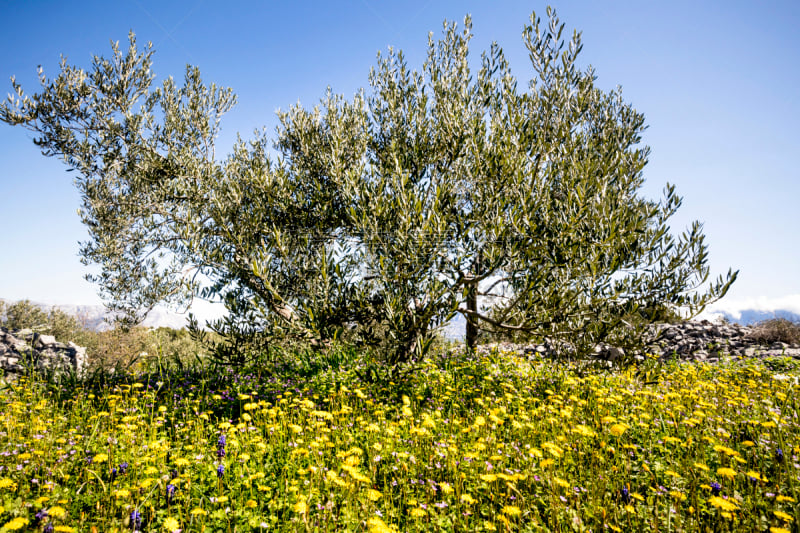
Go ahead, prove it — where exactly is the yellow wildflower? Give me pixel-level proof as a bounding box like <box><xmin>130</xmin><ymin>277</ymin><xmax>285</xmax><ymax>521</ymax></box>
<box><xmin>48</xmin><ymin>506</ymin><xmax>67</xmax><ymax>519</ymax></box>
<box><xmin>609</xmin><ymin>423</ymin><xmax>629</xmax><ymax>437</ymax></box>
<box><xmin>502</xmin><ymin>505</ymin><xmax>522</xmax><ymax>516</ymax></box>
<box><xmin>366</xmin><ymin>516</ymin><xmax>396</xmax><ymax>533</ymax></box>
<box><xmin>774</xmin><ymin>510</ymin><xmax>794</xmax><ymax>522</ymax></box>
<box><xmin>553</xmin><ymin>477</ymin><xmax>570</xmax><ymax>489</ymax></box>
<box><xmin>461</xmin><ymin>493</ymin><xmax>476</xmax><ymax>504</ymax></box>
<box><xmin>410</xmin><ymin>508</ymin><xmax>427</xmax><ymax>518</ymax></box>
<box><xmin>190</xmin><ymin>508</ymin><xmax>207</xmax><ymax>516</ymax></box>
<box><xmin>294</xmin><ymin>501</ymin><xmax>308</xmax><ymax>514</ymax></box>
<box><xmin>717</xmin><ymin>467</ymin><xmax>736</xmax><ymax>480</ymax></box>
<box><xmin>708</xmin><ymin>496</ymin><xmax>739</xmax><ymax>512</ymax></box>
<box><xmin>713</xmin><ymin>445</ymin><xmax>739</xmax><ymax>457</ymax></box>
<box><xmin>2</xmin><ymin>517</ymin><xmax>29</xmax><ymax>531</ymax></box>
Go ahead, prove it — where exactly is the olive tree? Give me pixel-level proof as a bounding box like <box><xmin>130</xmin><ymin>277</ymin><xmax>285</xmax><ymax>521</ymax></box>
<box><xmin>1</xmin><ymin>9</ymin><xmax>736</xmax><ymax>365</ymax></box>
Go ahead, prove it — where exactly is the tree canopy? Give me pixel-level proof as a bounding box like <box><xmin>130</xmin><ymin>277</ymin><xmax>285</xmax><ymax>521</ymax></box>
<box><xmin>1</xmin><ymin>8</ymin><xmax>736</xmax><ymax>365</ymax></box>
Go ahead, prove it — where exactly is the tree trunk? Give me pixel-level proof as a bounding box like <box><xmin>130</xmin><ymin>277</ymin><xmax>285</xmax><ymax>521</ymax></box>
<box><xmin>465</xmin><ymin>252</ymin><xmax>481</xmax><ymax>350</ymax></box>
<box><xmin>466</xmin><ymin>279</ymin><xmax>478</xmax><ymax>350</ymax></box>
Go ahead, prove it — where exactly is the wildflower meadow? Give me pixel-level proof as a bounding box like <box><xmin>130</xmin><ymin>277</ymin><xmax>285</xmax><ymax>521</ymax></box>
<box><xmin>1</xmin><ymin>348</ymin><xmax>799</xmax><ymax>532</ymax></box>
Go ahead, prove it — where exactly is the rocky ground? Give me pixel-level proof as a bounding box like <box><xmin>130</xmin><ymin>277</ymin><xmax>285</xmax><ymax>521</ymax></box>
<box><xmin>473</xmin><ymin>319</ymin><xmax>800</xmax><ymax>364</ymax></box>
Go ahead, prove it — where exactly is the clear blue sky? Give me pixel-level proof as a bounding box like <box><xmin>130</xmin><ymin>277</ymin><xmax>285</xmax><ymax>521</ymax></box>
<box><xmin>1</xmin><ymin>0</ymin><xmax>799</xmax><ymax>318</ymax></box>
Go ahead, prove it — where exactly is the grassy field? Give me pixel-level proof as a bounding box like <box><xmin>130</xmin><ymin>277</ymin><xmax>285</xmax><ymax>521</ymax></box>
<box><xmin>1</xmin><ymin>347</ymin><xmax>799</xmax><ymax>532</ymax></box>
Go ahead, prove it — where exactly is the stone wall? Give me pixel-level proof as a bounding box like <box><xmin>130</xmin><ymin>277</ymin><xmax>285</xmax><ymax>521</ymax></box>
<box><xmin>0</xmin><ymin>328</ymin><xmax>86</xmax><ymax>378</ymax></box>
<box><xmin>473</xmin><ymin>319</ymin><xmax>800</xmax><ymax>363</ymax></box>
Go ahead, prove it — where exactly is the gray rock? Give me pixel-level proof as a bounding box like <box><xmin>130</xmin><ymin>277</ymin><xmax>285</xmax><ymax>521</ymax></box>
<box><xmin>0</xmin><ymin>328</ymin><xmax>86</xmax><ymax>378</ymax></box>
<box><xmin>607</xmin><ymin>347</ymin><xmax>625</xmax><ymax>362</ymax></box>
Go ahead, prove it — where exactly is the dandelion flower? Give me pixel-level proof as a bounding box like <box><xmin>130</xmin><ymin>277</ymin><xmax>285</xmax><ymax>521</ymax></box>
<box><xmin>717</xmin><ymin>467</ymin><xmax>736</xmax><ymax>480</ymax></box>
<box><xmin>553</xmin><ymin>477</ymin><xmax>570</xmax><ymax>489</ymax></box>
<box><xmin>461</xmin><ymin>494</ymin><xmax>477</xmax><ymax>504</ymax></box>
<box><xmin>293</xmin><ymin>501</ymin><xmax>308</xmax><ymax>514</ymax></box>
<box><xmin>351</xmin><ymin>471</ymin><xmax>371</xmax><ymax>484</ymax></box>
<box><xmin>670</xmin><ymin>490</ymin><xmax>687</xmax><ymax>502</ymax></box>
<box><xmin>770</xmin><ymin>527</ymin><xmax>791</xmax><ymax>533</ymax></box>
<box><xmin>190</xmin><ymin>508</ymin><xmax>207</xmax><ymax>516</ymax></box>
<box><xmin>0</xmin><ymin>478</ymin><xmax>17</xmax><ymax>491</ymax></box>
<box><xmin>774</xmin><ymin>510</ymin><xmax>794</xmax><ymax>522</ymax></box>
<box><xmin>410</xmin><ymin>509</ymin><xmax>426</xmax><ymax>518</ymax></box>
<box><xmin>502</xmin><ymin>505</ymin><xmax>522</xmax><ymax>517</ymax></box>
<box><xmin>48</xmin><ymin>507</ymin><xmax>67</xmax><ymax>519</ymax></box>
<box><xmin>367</xmin><ymin>489</ymin><xmax>382</xmax><ymax>501</ymax></box>
<box><xmin>2</xmin><ymin>517</ymin><xmax>29</xmax><ymax>531</ymax></box>
<box><xmin>708</xmin><ymin>496</ymin><xmax>739</xmax><ymax>512</ymax></box>
<box><xmin>366</xmin><ymin>516</ymin><xmax>395</xmax><ymax>533</ymax></box>
<box><xmin>713</xmin><ymin>445</ymin><xmax>739</xmax><ymax>457</ymax></box>
<box><xmin>609</xmin><ymin>424</ymin><xmax>629</xmax><ymax>437</ymax></box>
<box><xmin>480</xmin><ymin>474</ymin><xmax>498</xmax><ymax>482</ymax></box>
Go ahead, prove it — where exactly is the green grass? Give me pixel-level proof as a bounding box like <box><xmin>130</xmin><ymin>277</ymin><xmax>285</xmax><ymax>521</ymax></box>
<box><xmin>0</xmin><ymin>348</ymin><xmax>799</xmax><ymax>532</ymax></box>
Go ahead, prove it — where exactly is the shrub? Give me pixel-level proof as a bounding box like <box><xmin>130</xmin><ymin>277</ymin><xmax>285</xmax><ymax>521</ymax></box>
<box><xmin>747</xmin><ymin>317</ymin><xmax>800</xmax><ymax>345</ymax></box>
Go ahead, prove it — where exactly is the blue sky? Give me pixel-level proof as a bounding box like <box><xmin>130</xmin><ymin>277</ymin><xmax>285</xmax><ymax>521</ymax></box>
<box><xmin>1</xmin><ymin>0</ymin><xmax>799</xmax><ymax>321</ymax></box>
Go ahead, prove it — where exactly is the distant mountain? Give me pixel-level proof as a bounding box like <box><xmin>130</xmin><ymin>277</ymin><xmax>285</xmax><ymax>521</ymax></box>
<box><xmin>440</xmin><ymin>313</ymin><xmax>467</xmax><ymax>340</ymax></box>
<box><xmin>1</xmin><ymin>299</ymin><xmax>194</xmax><ymax>331</ymax></box>
<box><xmin>703</xmin><ymin>308</ymin><xmax>800</xmax><ymax>326</ymax></box>
<box><xmin>5</xmin><ymin>296</ymin><xmax>798</xmax><ymax>335</ymax></box>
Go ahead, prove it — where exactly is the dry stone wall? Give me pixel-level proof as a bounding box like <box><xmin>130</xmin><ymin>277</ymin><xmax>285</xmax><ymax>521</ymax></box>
<box><xmin>0</xmin><ymin>328</ymin><xmax>86</xmax><ymax>378</ymax></box>
<box><xmin>474</xmin><ymin>320</ymin><xmax>800</xmax><ymax>363</ymax></box>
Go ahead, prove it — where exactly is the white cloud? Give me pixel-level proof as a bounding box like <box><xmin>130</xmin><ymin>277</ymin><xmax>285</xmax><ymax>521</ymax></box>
<box><xmin>701</xmin><ymin>294</ymin><xmax>800</xmax><ymax>321</ymax></box>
